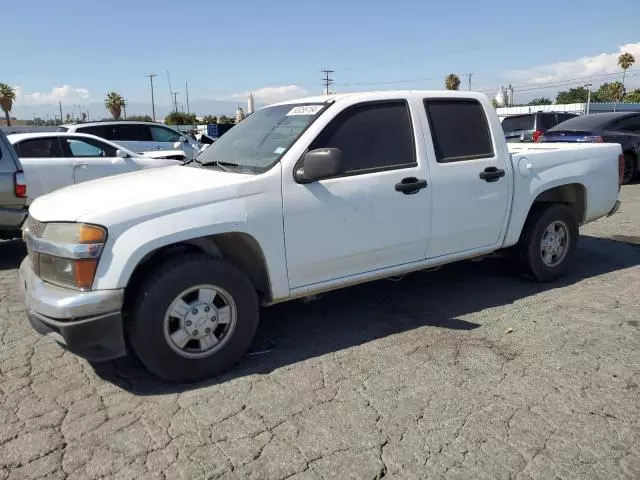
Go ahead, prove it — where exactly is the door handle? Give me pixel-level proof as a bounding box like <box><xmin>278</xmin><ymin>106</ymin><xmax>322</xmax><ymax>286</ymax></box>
<box><xmin>73</xmin><ymin>162</ymin><xmax>88</xmax><ymax>170</ymax></box>
<box><xmin>479</xmin><ymin>166</ymin><xmax>505</xmax><ymax>182</ymax></box>
<box><xmin>395</xmin><ymin>177</ymin><xmax>427</xmax><ymax>195</ymax></box>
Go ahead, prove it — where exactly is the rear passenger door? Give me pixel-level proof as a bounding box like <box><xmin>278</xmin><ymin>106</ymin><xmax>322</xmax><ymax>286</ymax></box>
<box><xmin>13</xmin><ymin>137</ymin><xmax>73</xmax><ymax>198</ymax></box>
<box><xmin>421</xmin><ymin>98</ymin><xmax>511</xmax><ymax>258</ymax></box>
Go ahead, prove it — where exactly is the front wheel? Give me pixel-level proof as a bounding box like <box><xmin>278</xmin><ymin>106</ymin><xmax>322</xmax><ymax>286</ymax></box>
<box><xmin>516</xmin><ymin>203</ymin><xmax>579</xmax><ymax>282</ymax></box>
<box><xmin>127</xmin><ymin>255</ymin><xmax>259</xmax><ymax>383</ymax></box>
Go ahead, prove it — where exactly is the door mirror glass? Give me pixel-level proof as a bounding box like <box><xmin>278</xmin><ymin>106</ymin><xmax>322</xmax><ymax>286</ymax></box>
<box><xmin>296</xmin><ymin>148</ymin><xmax>344</xmax><ymax>183</ymax></box>
<box><xmin>116</xmin><ymin>149</ymin><xmax>129</xmax><ymax>158</ymax></box>
<box><xmin>179</xmin><ymin>135</ymin><xmax>187</xmax><ymax>143</ymax></box>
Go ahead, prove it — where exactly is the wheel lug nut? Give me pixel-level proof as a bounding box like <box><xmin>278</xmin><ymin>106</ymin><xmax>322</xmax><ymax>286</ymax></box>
<box><xmin>204</xmin><ymin>306</ymin><xmax>211</xmax><ymax>313</ymax></box>
<box><xmin>205</xmin><ymin>328</ymin><xmax>211</xmax><ymax>333</ymax></box>
<box><xmin>192</xmin><ymin>308</ymin><xmax>198</xmax><ymax>315</ymax></box>
<box><xmin>211</xmin><ymin>316</ymin><xmax>217</xmax><ymax>322</ymax></box>
<box><xmin>193</xmin><ymin>330</ymin><xmax>199</xmax><ymax>336</ymax></box>
<box><xmin>185</xmin><ymin>320</ymin><xmax>192</xmax><ymax>326</ymax></box>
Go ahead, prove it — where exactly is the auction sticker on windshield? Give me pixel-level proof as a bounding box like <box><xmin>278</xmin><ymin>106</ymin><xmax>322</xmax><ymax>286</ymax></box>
<box><xmin>286</xmin><ymin>105</ymin><xmax>324</xmax><ymax>116</ymax></box>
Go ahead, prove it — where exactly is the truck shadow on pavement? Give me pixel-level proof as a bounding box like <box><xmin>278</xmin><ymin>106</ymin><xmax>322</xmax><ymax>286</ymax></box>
<box><xmin>91</xmin><ymin>234</ymin><xmax>640</xmax><ymax>394</ymax></box>
<box><xmin>0</xmin><ymin>239</ymin><xmax>25</xmax><ymax>270</ymax></box>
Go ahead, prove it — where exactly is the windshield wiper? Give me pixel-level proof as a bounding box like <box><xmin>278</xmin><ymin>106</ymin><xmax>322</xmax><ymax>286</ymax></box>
<box><xmin>207</xmin><ymin>161</ymin><xmax>240</xmax><ymax>172</ymax></box>
<box><xmin>182</xmin><ymin>157</ymin><xmax>202</xmax><ymax>166</ymax></box>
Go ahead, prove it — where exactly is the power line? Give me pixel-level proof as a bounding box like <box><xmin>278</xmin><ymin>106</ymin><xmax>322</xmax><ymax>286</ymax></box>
<box><xmin>321</xmin><ymin>69</ymin><xmax>334</xmax><ymax>95</ymax></box>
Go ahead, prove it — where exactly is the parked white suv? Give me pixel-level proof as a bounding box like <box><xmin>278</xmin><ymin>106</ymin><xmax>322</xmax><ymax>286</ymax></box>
<box><xmin>58</xmin><ymin>121</ymin><xmax>201</xmax><ymax>160</ymax></box>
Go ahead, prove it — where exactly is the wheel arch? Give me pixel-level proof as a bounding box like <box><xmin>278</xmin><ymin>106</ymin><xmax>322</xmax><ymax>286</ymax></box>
<box><xmin>122</xmin><ymin>232</ymin><xmax>273</xmax><ymax>315</ymax></box>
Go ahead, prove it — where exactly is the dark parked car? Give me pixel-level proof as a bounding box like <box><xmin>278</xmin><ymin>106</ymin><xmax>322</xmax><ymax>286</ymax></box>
<box><xmin>501</xmin><ymin>111</ymin><xmax>579</xmax><ymax>143</ymax></box>
<box><xmin>0</xmin><ymin>129</ymin><xmax>28</xmax><ymax>239</ymax></box>
<box><xmin>540</xmin><ymin>112</ymin><xmax>640</xmax><ymax>184</ymax></box>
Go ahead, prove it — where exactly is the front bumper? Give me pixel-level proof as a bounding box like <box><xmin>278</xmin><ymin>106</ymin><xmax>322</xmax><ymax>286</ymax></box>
<box><xmin>19</xmin><ymin>258</ymin><xmax>127</xmax><ymax>361</ymax></box>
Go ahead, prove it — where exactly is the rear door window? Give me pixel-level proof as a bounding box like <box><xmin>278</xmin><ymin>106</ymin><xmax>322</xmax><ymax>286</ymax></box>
<box><xmin>61</xmin><ymin>137</ymin><xmax>117</xmax><ymax>157</ymax></box>
<box><xmin>112</xmin><ymin>124</ymin><xmax>152</xmax><ymax>141</ymax></box>
<box><xmin>76</xmin><ymin>125</ymin><xmax>110</xmax><ymax>139</ymax></box>
<box><xmin>557</xmin><ymin>114</ymin><xmax>576</xmax><ymax>124</ymax></box>
<box><xmin>14</xmin><ymin>138</ymin><xmax>64</xmax><ymax>158</ymax></box>
<box><xmin>423</xmin><ymin>98</ymin><xmax>494</xmax><ymax>163</ymax></box>
<box><xmin>538</xmin><ymin>114</ymin><xmax>557</xmax><ymax>130</ymax></box>
<box><xmin>501</xmin><ymin>115</ymin><xmax>534</xmax><ymax>133</ymax></box>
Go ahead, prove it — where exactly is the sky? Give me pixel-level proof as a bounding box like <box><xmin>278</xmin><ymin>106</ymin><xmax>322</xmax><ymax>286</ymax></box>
<box><xmin>3</xmin><ymin>0</ymin><xmax>640</xmax><ymax>119</ymax></box>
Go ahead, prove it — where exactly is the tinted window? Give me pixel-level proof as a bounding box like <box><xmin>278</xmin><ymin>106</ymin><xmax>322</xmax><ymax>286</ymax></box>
<box><xmin>557</xmin><ymin>114</ymin><xmax>576</xmax><ymax>124</ymax></box>
<box><xmin>424</xmin><ymin>99</ymin><xmax>494</xmax><ymax>163</ymax></box>
<box><xmin>76</xmin><ymin>125</ymin><xmax>110</xmax><ymax>138</ymax></box>
<box><xmin>538</xmin><ymin>113</ymin><xmax>557</xmax><ymax>130</ymax></box>
<box><xmin>112</xmin><ymin>124</ymin><xmax>151</xmax><ymax>141</ymax></box>
<box><xmin>63</xmin><ymin>137</ymin><xmax>116</xmax><ymax>157</ymax></box>
<box><xmin>149</xmin><ymin>125</ymin><xmax>181</xmax><ymax>142</ymax></box>
<box><xmin>501</xmin><ymin>114</ymin><xmax>534</xmax><ymax>133</ymax></box>
<box><xmin>309</xmin><ymin>101</ymin><xmax>416</xmax><ymax>173</ymax></box>
<box><xmin>14</xmin><ymin>138</ymin><xmax>63</xmax><ymax>158</ymax></box>
<box><xmin>610</xmin><ymin>115</ymin><xmax>640</xmax><ymax>133</ymax></box>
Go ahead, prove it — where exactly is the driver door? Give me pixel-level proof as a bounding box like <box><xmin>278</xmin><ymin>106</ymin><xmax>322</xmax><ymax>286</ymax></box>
<box><xmin>59</xmin><ymin>136</ymin><xmax>139</xmax><ymax>184</ymax></box>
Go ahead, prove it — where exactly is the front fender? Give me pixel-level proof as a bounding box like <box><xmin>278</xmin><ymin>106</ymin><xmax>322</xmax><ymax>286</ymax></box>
<box><xmin>92</xmin><ymin>199</ymin><xmax>250</xmax><ymax>290</ymax></box>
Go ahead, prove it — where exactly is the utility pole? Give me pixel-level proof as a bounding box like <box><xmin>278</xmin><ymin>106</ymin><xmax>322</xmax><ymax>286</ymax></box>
<box><xmin>59</xmin><ymin>101</ymin><xmax>63</xmax><ymax>124</ymax></box>
<box><xmin>185</xmin><ymin>81</ymin><xmax>190</xmax><ymax>115</ymax></box>
<box><xmin>467</xmin><ymin>73</ymin><xmax>473</xmax><ymax>91</ymax></box>
<box><xmin>122</xmin><ymin>101</ymin><xmax>127</xmax><ymax>120</ymax></box>
<box><xmin>147</xmin><ymin>73</ymin><xmax>157</xmax><ymax>121</ymax></box>
<box><xmin>321</xmin><ymin>69</ymin><xmax>334</xmax><ymax>95</ymax></box>
<box><xmin>172</xmin><ymin>92</ymin><xmax>179</xmax><ymax>113</ymax></box>
<box><xmin>585</xmin><ymin>83</ymin><xmax>592</xmax><ymax>115</ymax></box>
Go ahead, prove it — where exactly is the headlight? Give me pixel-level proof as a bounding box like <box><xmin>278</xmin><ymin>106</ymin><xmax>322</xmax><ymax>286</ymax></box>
<box><xmin>25</xmin><ymin>222</ymin><xmax>107</xmax><ymax>291</ymax></box>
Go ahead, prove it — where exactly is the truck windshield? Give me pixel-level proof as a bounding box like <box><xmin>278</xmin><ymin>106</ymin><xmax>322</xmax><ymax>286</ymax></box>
<box><xmin>197</xmin><ymin>103</ymin><xmax>327</xmax><ymax>173</ymax></box>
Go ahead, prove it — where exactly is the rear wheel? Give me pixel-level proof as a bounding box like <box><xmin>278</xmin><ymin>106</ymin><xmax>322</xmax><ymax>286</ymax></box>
<box><xmin>516</xmin><ymin>203</ymin><xmax>579</xmax><ymax>282</ymax></box>
<box><xmin>622</xmin><ymin>153</ymin><xmax>637</xmax><ymax>185</ymax></box>
<box><xmin>127</xmin><ymin>254</ymin><xmax>259</xmax><ymax>383</ymax></box>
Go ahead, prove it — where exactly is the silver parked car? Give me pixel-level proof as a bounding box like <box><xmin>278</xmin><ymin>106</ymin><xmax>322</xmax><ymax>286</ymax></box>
<box><xmin>0</xmin><ymin>129</ymin><xmax>28</xmax><ymax>239</ymax></box>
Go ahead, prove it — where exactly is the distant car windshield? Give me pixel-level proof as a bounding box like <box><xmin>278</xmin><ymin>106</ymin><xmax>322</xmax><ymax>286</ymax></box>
<box><xmin>197</xmin><ymin>103</ymin><xmax>327</xmax><ymax>173</ymax></box>
<box><xmin>501</xmin><ymin>115</ymin><xmax>534</xmax><ymax>133</ymax></box>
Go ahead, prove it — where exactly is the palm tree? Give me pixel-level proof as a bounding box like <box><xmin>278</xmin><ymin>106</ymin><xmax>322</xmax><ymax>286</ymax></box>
<box><xmin>618</xmin><ymin>52</ymin><xmax>635</xmax><ymax>90</ymax></box>
<box><xmin>445</xmin><ymin>74</ymin><xmax>461</xmax><ymax>90</ymax></box>
<box><xmin>104</xmin><ymin>91</ymin><xmax>125</xmax><ymax>119</ymax></box>
<box><xmin>608</xmin><ymin>81</ymin><xmax>626</xmax><ymax>103</ymax></box>
<box><xmin>0</xmin><ymin>83</ymin><xmax>16</xmax><ymax>127</ymax></box>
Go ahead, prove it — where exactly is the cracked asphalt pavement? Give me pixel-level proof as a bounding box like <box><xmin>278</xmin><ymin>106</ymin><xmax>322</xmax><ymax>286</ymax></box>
<box><xmin>1</xmin><ymin>186</ymin><xmax>639</xmax><ymax>480</ymax></box>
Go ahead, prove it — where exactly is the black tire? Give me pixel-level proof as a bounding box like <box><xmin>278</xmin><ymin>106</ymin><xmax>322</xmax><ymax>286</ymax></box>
<box><xmin>516</xmin><ymin>203</ymin><xmax>579</xmax><ymax>282</ymax></box>
<box><xmin>622</xmin><ymin>153</ymin><xmax>637</xmax><ymax>185</ymax></box>
<box><xmin>127</xmin><ymin>254</ymin><xmax>259</xmax><ymax>383</ymax></box>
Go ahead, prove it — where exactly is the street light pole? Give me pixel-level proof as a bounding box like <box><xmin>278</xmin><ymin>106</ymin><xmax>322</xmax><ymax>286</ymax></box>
<box><xmin>584</xmin><ymin>83</ymin><xmax>592</xmax><ymax>115</ymax></box>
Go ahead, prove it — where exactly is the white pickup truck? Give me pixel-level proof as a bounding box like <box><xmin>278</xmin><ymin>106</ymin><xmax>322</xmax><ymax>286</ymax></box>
<box><xmin>19</xmin><ymin>91</ymin><xmax>623</xmax><ymax>382</ymax></box>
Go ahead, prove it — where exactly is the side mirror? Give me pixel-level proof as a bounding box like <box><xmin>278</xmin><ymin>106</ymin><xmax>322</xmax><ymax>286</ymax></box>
<box><xmin>295</xmin><ymin>148</ymin><xmax>344</xmax><ymax>183</ymax></box>
<box><xmin>115</xmin><ymin>149</ymin><xmax>129</xmax><ymax>158</ymax></box>
<box><xmin>179</xmin><ymin>136</ymin><xmax>188</xmax><ymax>143</ymax></box>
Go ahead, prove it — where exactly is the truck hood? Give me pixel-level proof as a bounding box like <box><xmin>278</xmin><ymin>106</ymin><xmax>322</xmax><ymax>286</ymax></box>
<box><xmin>27</xmin><ymin>165</ymin><xmax>255</xmax><ymax>223</ymax></box>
